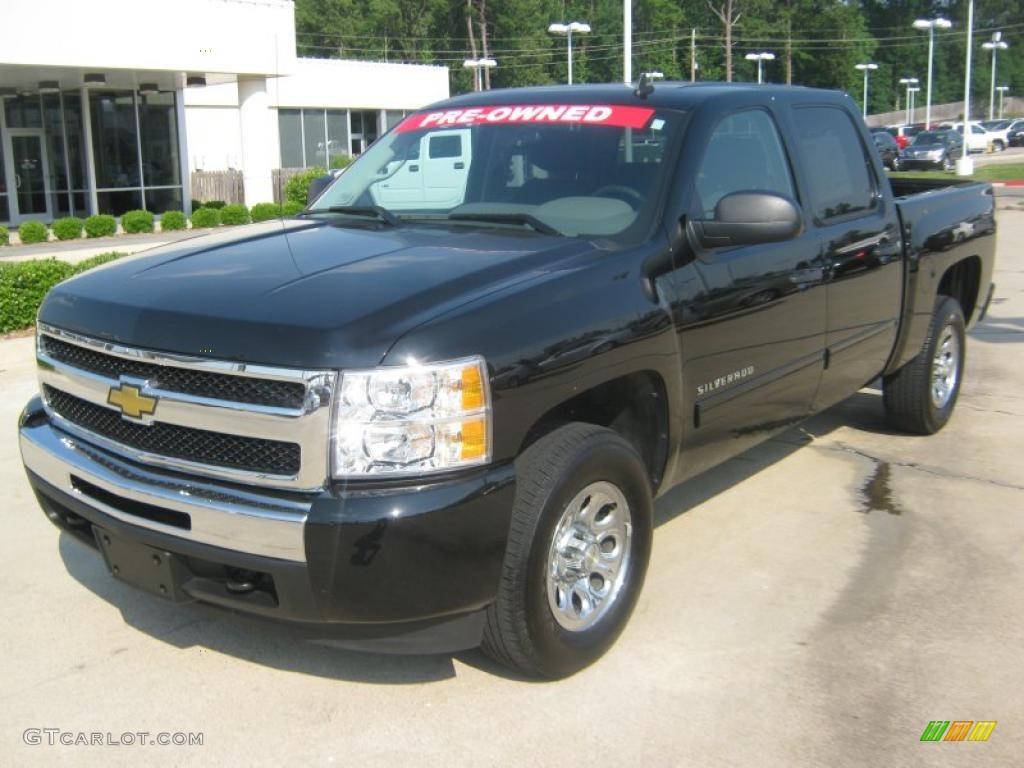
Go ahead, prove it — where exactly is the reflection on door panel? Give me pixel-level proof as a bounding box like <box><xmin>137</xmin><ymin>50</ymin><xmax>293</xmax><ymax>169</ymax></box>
<box><xmin>371</xmin><ymin>129</ymin><xmax>471</xmax><ymax>210</ymax></box>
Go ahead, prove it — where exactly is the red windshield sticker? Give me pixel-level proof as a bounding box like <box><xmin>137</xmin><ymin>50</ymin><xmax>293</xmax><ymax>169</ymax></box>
<box><xmin>394</xmin><ymin>105</ymin><xmax>655</xmax><ymax>133</ymax></box>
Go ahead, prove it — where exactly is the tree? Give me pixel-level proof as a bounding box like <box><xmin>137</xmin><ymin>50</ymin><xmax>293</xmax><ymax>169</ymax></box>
<box><xmin>708</xmin><ymin>0</ymin><xmax>743</xmax><ymax>81</ymax></box>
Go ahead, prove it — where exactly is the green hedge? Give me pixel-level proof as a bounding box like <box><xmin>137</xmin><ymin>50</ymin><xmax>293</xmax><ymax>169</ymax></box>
<box><xmin>0</xmin><ymin>253</ymin><xmax>126</xmax><ymax>333</ymax></box>
<box><xmin>282</xmin><ymin>200</ymin><xmax>305</xmax><ymax>216</ymax></box>
<box><xmin>160</xmin><ymin>210</ymin><xmax>187</xmax><ymax>231</ymax></box>
<box><xmin>71</xmin><ymin>252</ymin><xmax>126</xmax><ymax>274</ymax></box>
<box><xmin>52</xmin><ymin>217</ymin><xmax>84</xmax><ymax>241</ymax></box>
<box><xmin>220</xmin><ymin>203</ymin><xmax>251</xmax><ymax>225</ymax></box>
<box><xmin>250</xmin><ymin>202</ymin><xmax>283</xmax><ymax>222</ymax></box>
<box><xmin>284</xmin><ymin>167</ymin><xmax>328</xmax><ymax>206</ymax></box>
<box><xmin>0</xmin><ymin>225</ymin><xmax>8</xmax><ymax>246</ymax></box>
<box><xmin>330</xmin><ymin>154</ymin><xmax>353</xmax><ymax>170</ymax></box>
<box><xmin>18</xmin><ymin>221</ymin><xmax>49</xmax><ymax>245</ymax></box>
<box><xmin>121</xmin><ymin>209</ymin><xmax>154</xmax><ymax>234</ymax></box>
<box><xmin>85</xmin><ymin>214</ymin><xmax>117</xmax><ymax>238</ymax></box>
<box><xmin>191</xmin><ymin>207</ymin><xmax>221</xmax><ymax>228</ymax></box>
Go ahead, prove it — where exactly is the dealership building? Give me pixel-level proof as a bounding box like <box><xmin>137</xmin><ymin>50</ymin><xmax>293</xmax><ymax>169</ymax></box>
<box><xmin>0</xmin><ymin>0</ymin><xmax>450</xmax><ymax>225</ymax></box>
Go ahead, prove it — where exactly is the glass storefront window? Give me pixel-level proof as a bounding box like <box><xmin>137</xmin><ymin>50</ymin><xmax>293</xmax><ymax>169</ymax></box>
<box><xmin>5</xmin><ymin>95</ymin><xmax>42</xmax><ymax>129</ymax></box>
<box><xmin>145</xmin><ymin>187</ymin><xmax>182</xmax><ymax>214</ymax></box>
<box><xmin>326</xmin><ymin>110</ymin><xmax>349</xmax><ymax>164</ymax></box>
<box><xmin>63</xmin><ymin>93</ymin><xmax>87</xmax><ymax>191</ymax></box>
<box><xmin>385</xmin><ymin>110</ymin><xmax>407</xmax><ymax>132</ymax></box>
<box><xmin>303</xmin><ymin>109</ymin><xmax>327</xmax><ymax>168</ymax></box>
<box><xmin>139</xmin><ymin>92</ymin><xmax>180</xmax><ymax>187</ymax></box>
<box><xmin>97</xmin><ymin>189</ymin><xmax>142</xmax><ymax>214</ymax></box>
<box><xmin>90</xmin><ymin>90</ymin><xmax>141</xmax><ymax>189</ymax></box>
<box><xmin>278</xmin><ymin>109</ymin><xmax>303</xmax><ymax>168</ymax></box>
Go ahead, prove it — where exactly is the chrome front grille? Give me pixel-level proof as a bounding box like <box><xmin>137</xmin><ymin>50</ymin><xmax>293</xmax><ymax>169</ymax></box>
<box><xmin>36</xmin><ymin>324</ymin><xmax>335</xmax><ymax>491</ymax></box>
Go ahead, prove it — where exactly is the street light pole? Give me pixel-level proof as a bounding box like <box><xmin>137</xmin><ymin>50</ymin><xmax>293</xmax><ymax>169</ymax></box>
<box><xmin>908</xmin><ymin>86</ymin><xmax>920</xmax><ymax>124</ymax></box>
<box><xmin>744</xmin><ymin>52</ymin><xmax>775</xmax><ymax>84</ymax></box>
<box><xmin>855</xmin><ymin>63</ymin><xmax>878</xmax><ymax>118</ymax></box>
<box><xmin>996</xmin><ymin>86</ymin><xmax>1010</xmax><ymax>118</ymax></box>
<box><xmin>899</xmin><ymin>77</ymin><xmax>919</xmax><ymax>125</ymax></box>
<box><xmin>623</xmin><ymin>1</ymin><xmax>632</xmax><ymax>84</ymax></box>
<box><xmin>957</xmin><ymin>0</ymin><xmax>975</xmax><ymax>176</ymax></box>
<box><xmin>548</xmin><ymin>21</ymin><xmax>591</xmax><ymax>85</ymax></box>
<box><xmin>913</xmin><ymin>17</ymin><xmax>952</xmax><ymax>129</ymax></box>
<box><xmin>462</xmin><ymin>58</ymin><xmax>497</xmax><ymax>91</ymax></box>
<box><xmin>982</xmin><ymin>32</ymin><xmax>1009</xmax><ymax>121</ymax></box>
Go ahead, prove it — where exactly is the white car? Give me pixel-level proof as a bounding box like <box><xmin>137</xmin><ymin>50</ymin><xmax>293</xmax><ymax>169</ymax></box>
<box><xmin>946</xmin><ymin>121</ymin><xmax>1006</xmax><ymax>153</ymax></box>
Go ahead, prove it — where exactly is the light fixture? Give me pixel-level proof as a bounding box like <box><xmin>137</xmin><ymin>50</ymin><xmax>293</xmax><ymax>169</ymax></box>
<box><xmin>548</xmin><ymin>21</ymin><xmax>591</xmax><ymax>85</ymax></box>
<box><xmin>38</xmin><ymin>80</ymin><xmax>60</xmax><ymax>94</ymax></box>
<box><xmin>186</xmin><ymin>75</ymin><xmax>207</xmax><ymax>88</ymax></box>
<box><xmin>84</xmin><ymin>73</ymin><xmax>106</xmax><ymax>86</ymax></box>
<box><xmin>854</xmin><ymin>63</ymin><xmax>879</xmax><ymax>118</ymax></box>
<box><xmin>462</xmin><ymin>58</ymin><xmax>497</xmax><ymax>91</ymax></box>
<box><xmin>982</xmin><ymin>32</ymin><xmax>1009</xmax><ymax>121</ymax></box>
<box><xmin>139</xmin><ymin>83</ymin><xmax>159</xmax><ymax>95</ymax></box>
<box><xmin>912</xmin><ymin>18</ymin><xmax>952</xmax><ymax>128</ymax></box>
<box><xmin>0</xmin><ymin>87</ymin><xmax>16</xmax><ymax>99</ymax></box>
<box><xmin>744</xmin><ymin>52</ymin><xmax>775</xmax><ymax>84</ymax></box>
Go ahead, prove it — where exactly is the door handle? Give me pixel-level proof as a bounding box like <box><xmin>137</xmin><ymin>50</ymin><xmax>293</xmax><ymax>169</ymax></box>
<box><xmin>14</xmin><ymin>173</ymin><xmax>21</xmax><ymax>189</ymax></box>
<box><xmin>454</xmin><ymin>162</ymin><xmax>465</xmax><ymax>170</ymax></box>
<box><xmin>409</xmin><ymin>164</ymin><xmax>419</xmax><ymax>172</ymax></box>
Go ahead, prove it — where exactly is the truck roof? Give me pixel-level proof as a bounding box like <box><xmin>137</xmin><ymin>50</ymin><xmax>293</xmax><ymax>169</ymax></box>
<box><xmin>428</xmin><ymin>82</ymin><xmax>852</xmax><ymax>112</ymax></box>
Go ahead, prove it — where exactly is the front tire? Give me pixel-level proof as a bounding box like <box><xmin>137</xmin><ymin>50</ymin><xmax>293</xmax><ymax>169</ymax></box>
<box><xmin>883</xmin><ymin>295</ymin><xmax>966</xmax><ymax>434</ymax></box>
<box><xmin>482</xmin><ymin>423</ymin><xmax>653</xmax><ymax>678</ymax></box>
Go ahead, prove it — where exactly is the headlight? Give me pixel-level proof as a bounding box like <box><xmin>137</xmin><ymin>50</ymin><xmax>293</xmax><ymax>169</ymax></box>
<box><xmin>332</xmin><ymin>356</ymin><xmax>491</xmax><ymax>477</ymax></box>
<box><xmin>928</xmin><ymin>149</ymin><xmax>944</xmax><ymax>159</ymax></box>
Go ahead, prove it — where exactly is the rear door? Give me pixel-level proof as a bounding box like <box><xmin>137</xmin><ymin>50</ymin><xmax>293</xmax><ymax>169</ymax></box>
<box><xmin>666</xmin><ymin>106</ymin><xmax>826</xmax><ymax>476</ymax></box>
<box><xmin>422</xmin><ymin>130</ymin><xmax>471</xmax><ymax>207</ymax></box>
<box><xmin>788</xmin><ymin>105</ymin><xmax>903</xmax><ymax>409</ymax></box>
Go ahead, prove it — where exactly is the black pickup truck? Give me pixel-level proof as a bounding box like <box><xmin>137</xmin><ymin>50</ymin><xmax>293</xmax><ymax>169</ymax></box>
<box><xmin>19</xmin><ymin>83</ymin><xmax>995</xmax><ymax>678</ymax></box>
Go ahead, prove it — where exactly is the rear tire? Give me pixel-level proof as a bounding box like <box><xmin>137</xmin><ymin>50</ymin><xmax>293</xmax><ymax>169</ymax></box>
<box><xmin>482</xmin><ymin>423</ymin><xmax>653</xmax><ymax>679</ymax></box>
<box><xmin>883</xmin><ymin>295</ymin><xmax>966</xmax><ymax>435</ymax></box>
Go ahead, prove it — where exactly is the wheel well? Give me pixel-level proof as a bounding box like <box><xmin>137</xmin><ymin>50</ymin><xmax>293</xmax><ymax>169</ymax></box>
<box><xmin>519</xmin><ymin>371</ymin><xmax>670</xmax><ymax>491</ymax></box>
<box><xmin>938</xmin><ymin>256</ymin><xmax>982</xmax><ymax>323</ymax></box>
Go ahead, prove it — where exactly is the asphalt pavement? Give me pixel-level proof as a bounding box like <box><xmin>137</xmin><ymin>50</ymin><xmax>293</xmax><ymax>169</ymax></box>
<box><xmin>1</xmin><ymin>212</ymin><xmax>1021</xmax><ymax>767</ymax></box>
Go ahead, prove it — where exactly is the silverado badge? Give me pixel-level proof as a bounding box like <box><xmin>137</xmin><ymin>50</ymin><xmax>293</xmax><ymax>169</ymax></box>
<box><xmin>107</xmin><ymin>382</ymin><xmax>158</xmax><ymax>421</ymax></box>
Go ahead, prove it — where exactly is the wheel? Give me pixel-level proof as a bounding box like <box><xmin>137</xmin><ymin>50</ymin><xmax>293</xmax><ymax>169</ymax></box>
<box><xmin>482</xmin><ymin>423</ymin><xmax>653</xmax><ymax>678</ymax></box>
<box><xmin>891</xmin><ymin>155</ymin><xmax>901</xmax><ymax>171</ymax></box>
<box><xmin>883</xmin><ymin>295</ymin><xmax>966</xmax><ymax>434</ymax></box>
<box><xmin>994</xmin><ymin>140</ymin><xmax>1005</xmax><ymax>152</ymax></box>
<box><xmin>942</xmin><ymin>153</ymin><xmax>955</xmax><ymax>171</ymax></box>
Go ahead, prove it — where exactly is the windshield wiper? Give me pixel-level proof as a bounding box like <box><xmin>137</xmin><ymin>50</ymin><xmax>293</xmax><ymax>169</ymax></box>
<box><xmin>313</xmin><ymin>205</ymin><xmax>399</xmax><ymax>227</ymax></box>
<box><xmin>446</xmin><ymin>212</ymin><xmax>562</xmax><ymax>236</ymax></box>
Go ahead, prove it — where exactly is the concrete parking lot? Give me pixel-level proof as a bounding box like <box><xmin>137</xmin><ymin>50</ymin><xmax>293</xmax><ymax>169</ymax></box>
<box><xmin>2</xmin><ymin>213</ymin><xmax>1022</xmax><ymax>768</ymax></box>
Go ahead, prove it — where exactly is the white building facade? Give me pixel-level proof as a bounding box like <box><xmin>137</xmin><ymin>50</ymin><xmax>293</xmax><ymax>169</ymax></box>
<box><xmin>0</xmin><ymin>0</ymin><xmax>450</xmax><ymax>224</ymax></box>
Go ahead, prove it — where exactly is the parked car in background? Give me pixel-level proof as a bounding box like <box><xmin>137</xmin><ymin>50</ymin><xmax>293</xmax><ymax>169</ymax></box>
<box><xmin>947</xmin><ymin>121</ymin><xmax>1004</xmax><ymax>153</ymax></box>
<box><xmin>1007</xmin><ymin>119</ymin><xmax>1024</xmax><ymax>147</ymax></box>
<box><xmin>871</xmin><ymin>128</ymin><xmax>902</xmax><ymax>170</ymax></box>
<box><xmin>883</xmin><ymin>124</ymin><xmax>922</xmax><ymax>150</ymax></box>
<box><xmin>900</xmin><ymin>130</ymin><xmax>964</xmax><ymax>170</ymax></box>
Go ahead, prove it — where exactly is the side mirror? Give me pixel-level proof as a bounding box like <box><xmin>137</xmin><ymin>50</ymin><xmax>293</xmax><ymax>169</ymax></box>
<box><xmin>307</xmin><ymin>175</ymin><xmax>334</xmax><ymax>205</ymax></box>
<box><xmin>689</xmin><ymin>191</ymin><xmax>803</xmax><ymax>249</ymax></box>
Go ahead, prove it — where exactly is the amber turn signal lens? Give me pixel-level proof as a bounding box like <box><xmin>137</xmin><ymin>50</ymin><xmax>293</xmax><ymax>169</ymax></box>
<box><xmin>461</xmin><ymin>364</ymin><xmax>484</xmax><ymax>411</ymax></box>
<box><xmin>460</xmin><ymin>418</ymin><xmax>487</xmax><ymax>461</ymax></box>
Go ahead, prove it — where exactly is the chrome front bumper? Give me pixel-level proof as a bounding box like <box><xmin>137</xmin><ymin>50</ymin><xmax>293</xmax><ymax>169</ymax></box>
<box><xmin>19</xmin><ymin>413</ymin><xmax>310</xmax><ymax>562</ymax></box>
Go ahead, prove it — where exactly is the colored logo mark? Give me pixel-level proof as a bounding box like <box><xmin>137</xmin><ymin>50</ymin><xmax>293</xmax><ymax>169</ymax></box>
<box><xmin>920</xmin><ymin>721</ymin><xmax>997</xmax><ymax>742</ymax></box>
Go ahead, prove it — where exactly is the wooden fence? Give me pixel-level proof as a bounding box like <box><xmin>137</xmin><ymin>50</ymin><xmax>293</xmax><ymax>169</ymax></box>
<box><xmin>190</xmin><ymin>168</ymin><xmax>311</xmax><ymax>206</ymax></box>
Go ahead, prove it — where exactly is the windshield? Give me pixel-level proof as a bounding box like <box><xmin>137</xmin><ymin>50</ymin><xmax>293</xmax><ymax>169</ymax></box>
<box><xmin>982</xmin><ymin>120</ymin><xmax>1010</xmax><ymax>130</ymax></box>
<box><xmin>913</xmin><ymin>131</ymin><xmax>947</xmax><ymax>146</ymax></box>
<box><xmin>308</xmin><ymin>104</ymin><xmax>685</xmax><ymax>241</ymax></box>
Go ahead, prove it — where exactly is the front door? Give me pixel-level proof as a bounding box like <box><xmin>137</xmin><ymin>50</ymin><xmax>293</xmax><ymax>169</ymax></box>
<box><xmin>8</xmin><ymin>130</ymin><xmax>51</xmax><ymax>223</ymax></box>
<box><xmin>665</xmin><ymin>107</ymin><xmax>827</xmax><ymax>479</ymax></box>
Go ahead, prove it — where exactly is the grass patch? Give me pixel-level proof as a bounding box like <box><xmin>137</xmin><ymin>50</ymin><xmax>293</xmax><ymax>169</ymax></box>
<box><xmin>889</xmin><ymin>162</ymin><xmax>1024</xmax><ymax>183</ymax></box>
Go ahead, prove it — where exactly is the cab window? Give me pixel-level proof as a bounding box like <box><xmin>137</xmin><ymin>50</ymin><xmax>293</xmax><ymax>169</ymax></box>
<box><xmin>793</xmin><ymin>106</ymin><xmax>876</xmax><ymax>223</ymax></box>
<box><xmin>694</xmin><ymin>110</ymin><xmax>796</xmax><ymax>219</ymax></box>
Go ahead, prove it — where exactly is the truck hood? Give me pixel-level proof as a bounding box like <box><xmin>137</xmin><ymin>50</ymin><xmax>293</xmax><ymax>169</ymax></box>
<box><xmin>40</xmin><ymin>219</ymin><xmax>588</xmax><ymax>369</ymax></box>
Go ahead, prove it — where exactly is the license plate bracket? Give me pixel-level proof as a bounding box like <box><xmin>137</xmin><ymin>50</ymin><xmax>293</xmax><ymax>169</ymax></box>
<box><xmin>93</xmin><ymin>526</ymin><xmax>190</xmax><ymax>602</ymax></box>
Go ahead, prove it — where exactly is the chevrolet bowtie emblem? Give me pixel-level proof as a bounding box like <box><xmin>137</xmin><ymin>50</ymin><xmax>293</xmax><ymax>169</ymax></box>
<box><xmin>107</xmin><ymin>383</ymin><xmax>158</xmax><ymax>420</ymax></box>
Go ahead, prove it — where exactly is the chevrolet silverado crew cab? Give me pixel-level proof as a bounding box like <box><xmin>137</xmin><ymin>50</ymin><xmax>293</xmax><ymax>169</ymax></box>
<box><xmin>19</xmin><ymin>83</ymin><xmax>996</xmax><ymax>678</ymax></box>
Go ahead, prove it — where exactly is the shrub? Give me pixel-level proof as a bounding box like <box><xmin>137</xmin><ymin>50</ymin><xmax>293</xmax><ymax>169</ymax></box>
<box><xmin>18</xmin><ymin>221</ymin><xmax>49</xmax><ymax>245</ymax></box>
<box><xmin>250</xmin><ymin>202</ymin><xmax>283</xmax><ymax>222</ymax></box>
<box><xmin>0</xmin><ymin>225</ymin><xmax>8</xmax><ymax>246</ymax></box>
<box><xmin>72</xmin><ymin>251</ymin><xmax>127</xmax><ymax>275</ymax></box>
<box><xmin>52</xmin><ymin>217</ymin><xmax>84</xmax><ymax>241</ymax></box>
<box><xmin>282</xmin><ymin>200</ymin><xmax>305</xmax><ymax>216</ymax></box>
<box><xmin>0</xmin><ymin>259</ymin><xmax>74</xmax><ymax>333</ymax></box>
<box><xmin>220</xmin><ymin>203</ymin><xmax>251</xmax><ymax>225</ymax></box>
<box><xmin>190</xmin><ymin>207</ymin><xmax>221</xmax><ymax>228</ymax></box>
<box><xmin>121</xmin><ymin>209</ymin><xmax>154</xmax><ymax>234</ymax></box>
<box><xmin>330</xmin><ymin>153</ymin><xmax>354</xmax><ymax>170</ymax></box>
<box><xmin>284</xmin><ymin>166</ymin><xmax>328</xmax><ymax>206</ymax></box>
<box><xmin>84</xmin><ymin>214</ymin><xmax>117</xmax><ymax>238</ymax></box>
<box><xmin>160</xmin><ymin>210</ymin><xmax>187</xmax><ymax>231</ymax></box>
<box><xmin>199</xmin><ymin>200</ymin><xmax>226</xmax><ymax>210</ymax></box>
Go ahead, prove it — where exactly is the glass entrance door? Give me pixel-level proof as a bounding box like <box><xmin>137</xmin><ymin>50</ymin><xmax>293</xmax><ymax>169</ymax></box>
<box><xmin>10</xmin><ymin>132</ymin><xmax>51</xmax><ymax>221</ymax></box>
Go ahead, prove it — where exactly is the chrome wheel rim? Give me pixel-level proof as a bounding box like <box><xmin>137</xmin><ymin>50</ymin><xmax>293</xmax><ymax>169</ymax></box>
<box><xmin>931</xmin><ymin>325</ymin><xmax>960</xmax><ymax>409</ymax></box>
<box><xmin>546</xmin><ymin>481</ymin><xmax>633</xmax><ymax>632</ymax></box>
